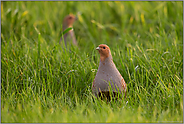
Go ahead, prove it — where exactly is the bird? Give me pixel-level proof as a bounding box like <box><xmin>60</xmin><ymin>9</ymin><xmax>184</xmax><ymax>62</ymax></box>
<box><xmin>60</xmin><ymin>14</ymin><xmax>78</xmax><ymax>48</ymax></box>
<box><xmin>92</xmin><ymin>44</ymin><xmax>127</xmax><ymax>101</ymax></box>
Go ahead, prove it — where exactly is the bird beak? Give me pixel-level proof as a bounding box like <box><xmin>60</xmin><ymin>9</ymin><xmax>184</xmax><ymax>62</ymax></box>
<box><xmin>96</xmin><ymin>47</ymin><xmax>100</xmax><ymax>50</ymax></box>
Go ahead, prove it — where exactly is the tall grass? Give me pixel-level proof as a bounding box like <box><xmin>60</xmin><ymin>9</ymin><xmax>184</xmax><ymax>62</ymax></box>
<box><xmin>1</xmin><ymin>1</ymin><xmax>183</xmax><ymax>123</ymax></box>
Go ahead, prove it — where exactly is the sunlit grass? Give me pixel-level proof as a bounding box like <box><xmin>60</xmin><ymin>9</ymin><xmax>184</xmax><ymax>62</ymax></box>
<box><xmin>1</xmin><ymin>1</ymin><xmax>183</xmax><ymax>123</ymax></box>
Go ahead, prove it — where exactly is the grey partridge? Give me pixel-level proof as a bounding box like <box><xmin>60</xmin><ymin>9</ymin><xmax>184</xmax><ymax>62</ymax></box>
<box><xmin>92</xmin><ymin>44</ymin><xmax>127</xmax><ymax>101</ymax></box>
<box><xmin>60</xmin><ymin>14</ymin><xmax>77</xmax><ymax>47</ymax></box>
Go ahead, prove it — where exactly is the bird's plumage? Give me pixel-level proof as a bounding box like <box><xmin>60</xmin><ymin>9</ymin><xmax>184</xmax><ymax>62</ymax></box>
<box><xmin>60</xmin><ymin>14</ymin><xmax>77</xmax><ymax>47</ymax></box>
<box><xmin>92</xmin><ymin>44</ymin><xmax>127</xmax><ymax>100</ymax></box>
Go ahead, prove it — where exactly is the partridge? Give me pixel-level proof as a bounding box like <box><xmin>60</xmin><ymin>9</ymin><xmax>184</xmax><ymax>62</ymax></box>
<box><xmin>60</xmin><ymin>14</ymin><xmax>77</xmax><ymax>47</ymax></box>
<box><xmin>92</xmin><ymin>44</ymin><xmax>127</xmax><ymax>100</ymax></box>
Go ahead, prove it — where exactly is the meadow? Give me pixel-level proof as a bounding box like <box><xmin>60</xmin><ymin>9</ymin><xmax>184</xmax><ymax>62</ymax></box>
<box><xmin>1</xmin><ymin>1</ymin><xmax>183</xmax><ymax>123</ymax></box>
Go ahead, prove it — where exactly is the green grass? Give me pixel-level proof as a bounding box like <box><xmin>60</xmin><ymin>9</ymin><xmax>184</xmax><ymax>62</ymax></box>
<box><xmin>1</xmin><ymin>1</ymin><xmax>183</xmax><ymax>123</ymax></box>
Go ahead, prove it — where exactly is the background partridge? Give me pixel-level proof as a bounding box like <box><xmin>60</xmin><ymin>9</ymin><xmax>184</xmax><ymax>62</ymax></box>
<box><xmin>60</xmin><ymin>14</ymin><xmax>78</xmax><ymax>47</ymax></box>
<box><xmin>92</xmin><ymin>44</ymin><xmax>127</xmax><ymax>100</ymax></box>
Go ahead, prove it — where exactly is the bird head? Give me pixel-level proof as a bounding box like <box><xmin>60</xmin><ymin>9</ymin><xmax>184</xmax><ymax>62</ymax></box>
<box><xmin>96</xmin><ymin>44</ymin><xmax>112</xmax><ymax>62</ymax></box>
<box><xmin>63</xmin><ymin>14</ymin><xmax>77</xmax><ymax>28</ymax></box>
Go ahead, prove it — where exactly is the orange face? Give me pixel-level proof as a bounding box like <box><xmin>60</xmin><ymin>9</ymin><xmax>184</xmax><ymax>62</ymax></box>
<box><xmin>96</xmin><ymin>44</ymin><xmax>110</xmax><ymax>61</ymax></box>
<box><xmin>64</xmin><ymin>14</ymin><xmax>76</xmax><ymax>27</ymax></box>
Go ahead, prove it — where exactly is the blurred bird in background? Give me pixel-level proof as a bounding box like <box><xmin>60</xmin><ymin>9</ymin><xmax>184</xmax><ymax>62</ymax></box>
<box><xmin>60</xmin><ymin>14</ymin><xmax>78</xmax><ymax>48</ymax></box>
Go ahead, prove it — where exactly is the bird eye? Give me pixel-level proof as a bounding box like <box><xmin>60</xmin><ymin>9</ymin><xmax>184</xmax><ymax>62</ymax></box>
<box><xmin>103</xmin><ymin>47</ymin><xmax>106</xmax><ymax>49</ymax></box>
